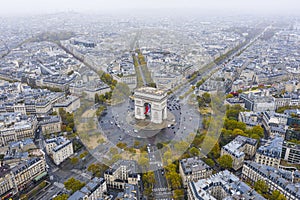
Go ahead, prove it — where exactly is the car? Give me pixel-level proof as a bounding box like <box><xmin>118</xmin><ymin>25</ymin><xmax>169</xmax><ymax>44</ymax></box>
<box><xmin>134</xmin><ymin>129</ymin><xmax>138</xmax><ymax>133</ymax></box>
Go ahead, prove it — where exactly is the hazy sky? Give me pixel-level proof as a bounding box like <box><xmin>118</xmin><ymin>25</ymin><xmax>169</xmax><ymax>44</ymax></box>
<box><xmin>1</xmin><ymin>0</ymin><xmax>299</xmax><ymax>16</ymax></box>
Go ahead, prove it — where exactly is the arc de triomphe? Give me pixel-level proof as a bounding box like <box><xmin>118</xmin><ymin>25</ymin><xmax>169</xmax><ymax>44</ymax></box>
<box><xmin>134</xmin><ymin>87</ymin><xmax>167</xmax><ymax>124</ymax></box>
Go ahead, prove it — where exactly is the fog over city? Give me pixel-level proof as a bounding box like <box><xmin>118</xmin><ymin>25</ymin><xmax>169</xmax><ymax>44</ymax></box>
<box><xmin>1</xmin><ymin>0</ymin><xmax>300</xmax><ymax>199</ymax></box>
<box><xmin>1</xmin><ymin>0</ymin><xmax>299</xmax><ymax>16</ymax></box>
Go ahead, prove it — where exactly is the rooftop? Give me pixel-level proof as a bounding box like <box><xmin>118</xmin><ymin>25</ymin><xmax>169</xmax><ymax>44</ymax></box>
<box><xmin>180</xmin><ymin>156</ymin><xmax>211</xmax><ymax>175</ymax></box>
<box><xmin>257</xmin><ymin>136</ymin><xmax>284</xmax><ymax>159</ymax></box>
<box><xmin>222</xmin><ymin>135</ymin><xmax>257</xmax><ymax>158</ymax></box>
<box><xmin>189</xmin><ymin>170</ymin><xmax>265</xmax><ymax>200</ymax></box>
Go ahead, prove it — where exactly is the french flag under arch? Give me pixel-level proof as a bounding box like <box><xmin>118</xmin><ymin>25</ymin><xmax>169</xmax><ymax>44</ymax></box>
<box><xmin>144</xmin><ymin>104</ymin><xmax>151</xmax><ymax>115</ymax></box>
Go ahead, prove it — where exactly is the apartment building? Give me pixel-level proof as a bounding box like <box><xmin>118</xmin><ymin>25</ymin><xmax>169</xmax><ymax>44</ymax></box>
<box><xmin>179</xmin><ymin>156</ymin><xmax>213</xmax><ymax>187</ymax></box>
<box><xmin>242</xmin><ymin>161</ymin><xmax>300</xmax><ymax>200</ymax></box>
<box><xmin>255</xmin><ymin>136</ymin><xmax>284</xmax><ymax>168</ymax></box>
<box><xmin>188</xmin><ymin>170</ymin><xmax>265</xmax><ymax>200</ymax></box>
<box><xmin>38</xmin><ymin>115</ymin><xmax>62</xmax><ymax>134</ymax></box>
<box><xmin>68</xmin><ymin>177</ymin><xmax>107</xmax><ymax>200</ymax></box>
<box><xmin>104</xmin><ymin>160</ymin><xmax>139</xmax><ymax>190</ymax></box>
<box><xmin>45</xmin><ymin>136</ymin><xmax>73</xmax><ymax>165</ymax></box>
<box><xmin>0</xmin><ymin>157</ymin><xmax>47</xmax><ymax>197</ymax></box>
<box><xmin>281</xmin><ymin>141</ymin><xmax>300</xmax><ymax>164</ymax></box>
<box><xmin>0</xmin><ymin>114</ymin><xmax>37</xmax><ymax>146</ymax></box>
<box><xmin>221</xmin><ymin>135</ymin><xmax>258</xmax><ymax>170</ymax></box>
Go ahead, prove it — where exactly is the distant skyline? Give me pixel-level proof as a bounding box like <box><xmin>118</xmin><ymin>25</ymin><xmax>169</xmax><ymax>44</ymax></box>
<box><xmin>0</xmin><ymin>0</ymin><xmax>299</xmax><ymax>16</ymax></box>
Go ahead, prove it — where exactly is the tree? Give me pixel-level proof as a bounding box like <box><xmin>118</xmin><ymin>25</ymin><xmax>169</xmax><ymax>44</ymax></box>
<box><xmin>189</xmin><ymin>147</ymin><xmax>200</xmax><ymax>156</ymax></box>
<box><xmin>87</xmin><ymin>163</ymin><xmax>108</xmax><ymax>177</ymax></box>
<box><xmin>64</xmin><ymin>177</ymin><xmax>85</xmax><ymax>194</ymax></box>
<box><xmin>203</xmin><ymin>158</ymin><xmax>215</xmax><ymax>167</ymax></box>
<box><xmin>202</xmin><ymin>92</ymin><xmax>211</xmax><ymax>104</ymax></box>
<box><xmin>233</xmin><ymin>128</ymin><xmax>247</xmax><ymax>137</ymax></box>
<box><xmin>70</xmin><ymin>157</ymin><xmax>79</xmax><ymax>165</ymax></box>
<box><xmin>217</xmin><ymin>155</ymin><xmax>233</xmax><ymax>169</ymax></box>
<box><xmin>226</xmin><ymin>93</ymin><xmax>234</xmax><ymax>99</ymax></box>
<box><xmin>173</xmin><ymin>189</ymin><xmax>184</xmax><ymax>200</ymax></box>
<box><xmin>109</xmin><ymin>147</ymin><xmax>118</xmax><ymax>155</ymax></box>
<box><xmin>116</xmin><ymin>142</ymin><xmax>127</xmax><ymax>149</ymax></box>
<box><xmin>53</xmin><ymin>194</ymin><xmax>69</xmax><ymax>200</ymax></box>
<box><xmin>165</xmin><ymin>164</ymin><xmax>182</xmax><ymax>189</ymax></box>
<box><xmin>134</xmin><ymin>140</ymin><xmax>140</xmax><ymax>148</ymax></box>
<box><xmin>254</xmin><ymin>180</ymin><xmax>268</xmax><ymax>195</ymax></box>
<box><xmin>248</xmin><ymin>125</ymin><xmax>264</xmax><ymax>138</ymax></box>
<box><xmin>269</xmin><ymin>190</ymin><xmax>286</xmax><ymax>200</ymax></box>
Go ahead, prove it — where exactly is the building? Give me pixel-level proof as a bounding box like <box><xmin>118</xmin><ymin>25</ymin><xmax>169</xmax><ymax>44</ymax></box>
<box><xmin>53</xmin><ymin>96</ymin><xmax>80</xmax><ymax>113</ymax></box>
<box><xmin>255</xmin><ymin>136</ymin><xmax>283</xmax><ymax>168</ymax></box>
<box><xmin>240</xmin><ymin>92</ymin><xmax>275</xmax><ymax>112</ymax></box>
<box><xmin>45</xmin><ymin>136</ymin><xmax>73</xmax><ymax>165</ymax></box>
<box><xmin>115</xmin><ymin>183</ymin><xmax>140</xmax><ymax>200</ymax></box>
<box><xmin>0</xmin><ymin>164</ymin><xmax>14</xmax><ymax>199</ymax></box>
<box><xmin>134</xmin><ymin>87</ymin><xmax>167</xmax><ymax>124</ymax></box>
<box><xmin>187</xmin><ymin>170</ymin><xmax>265</xmax><ymax>200</ymax></box>
<box><xmin>238</xmin><ymin>111</ymin><xmax>260</xmax><ymax>128</ymax></box>
<box><xmin>285</xmin><ymin>128</ymin><xmax>300</xmax><ymax>141</ymax></box>
<box><xmin>221</xmin><ymin>135</ymin><xmax>258</xmax><ymax>170</ymax></box>
<box><xmin>69</xmin><ymin>79</ymin><xmax>111</xmax><ymax>100</ymax></box>
<box><xmin>179</xmin><ymin>156</ymin><xmax>213</xmax><ymax>187</ymax></box>
<box><xmin>38</xmin><ymin>115</ymin><xmax>62</xmax><ymax>134</ymax></box>
<box><xmin>261</xmin><ymin>111</ymin><xmax>288</xmax><ymax>136</ymax></box>
<box><xmin>0</xmin><ymin>113</ymin><xmax>38</xmax><ymax>146</ymax></box>
<box><xmin>0</xmin><ymin>157</ymin><xmax>47</xmax><ymax>197</ymax></box>
<box><xmin>104</xmin><ymin>160</ymin><xmax>139</xmax><ymax>190</ymax></box>
<box><xmin>242</xmin><ymin>161</ymin><xmax>300</xmax><ymax>200</ymax></box>
<box><xmin>281</xmin><ymin>141</ymin><xmax>300</xmax><ymax>164</ymax></box>
<box><xmin>68</xmin><ymin>177</ymin><xmax>107</xmax><ymax>200</ymax></box>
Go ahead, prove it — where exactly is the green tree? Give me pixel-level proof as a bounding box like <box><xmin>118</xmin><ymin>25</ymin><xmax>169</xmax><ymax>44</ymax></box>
<box><xmin>254</xmin><ymin>180</ymin><xmax>268</xmax><ymax>195</ymax></box>
<box><xmin>87</xmin><ymin>163</ymin><xmax>108</xmax><ymax>177</ymax></box>
<box><xmin>64</xmin><ymin>177</ymin><xmax>85</xmax><ymax>194</ymax></box>
<box><xmin>70</xmin><ymin>157</ymin><xmax>79</xmax><ymax>165</ymax></box>
<box><xmin>203</xmin><ymin>158</ymin><xmax>215</xmax><ymax>167</ymax></box>
<box><xmin>134</xmin><ymin>140</ymin><xmax>140</xmax><ymax>148</ymax></box>
<box><xmin>202</xmin><ymin>92</ymin><xmax>211</xmax><ymax>104</ymax></box>
<box><xmin>173</xmin><ymin>189</ymin><xmax>184</xmax><ymax>200</ymax></box>
<box><xmin>248</xmin><ymin>125</ymin><xmax>264</xmax><ymax>138</ymax></box>
<box><xmin>217</xmin><ymin>155</ymin><xmax>233</xmax><ymax>169</ymax></box>
<box><xmin>233</xmin><ymin>128</ymin><xmax>247</xmax><ymax>137</ymax></box>
<box><xmin>53</xmin><ymin>194</ymin><xmax>69</xmax><ymax>200</ymax></box>
<box><xmin>189</xmin><ymin>147</ymin><xmax>200</xmax><ymax>156</ymax></box>
<box><xmin>269</xmin><ymin>190</ymin><xmax>286</xmax><ymax>200</ymax></box>
<box><xmin>226</xmin><ymin>93</ymin><xmax>234</xmax><ymax>99</ymax></box>
<box><xmin>109</xmin><ymin>147</ymin><xmax>118</xmax><ymax>155</ymax></box>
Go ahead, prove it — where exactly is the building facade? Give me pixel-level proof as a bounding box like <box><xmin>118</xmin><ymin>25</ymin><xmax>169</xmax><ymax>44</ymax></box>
<box><xmin>281</xmin><ymin>141</ymin><xmax>300</xmax><ymax>164</ymax></box>
<box><xmin>188</xmin><ymin>170</ymin><xmax>265</xmax><ymax>200</ymax></box>
<box><xmin>38</xmin><ymin>116</ymin><xmax>62</xmax><ymax>134</ymax></box>
<box><xmin>134</xmin><ymin>87</ymin><xmax>167</xmax><ymax>124</ymax></box>
<box><xmin>255</xmin><ymin>136</ymin><xmax>284</xmax><ymax>168</ymax></box>
<box><xmin>242</xmin><ymin>161</ymin><xmax>300</xmax><ymax>200</ymax></box>
<box><xmin>0</xmin><ymin>157</ymin><xmax>47</xmax><ymax>197</ymax></box>
<box><xmin>45</xmin><ymin>136</ymin><xmax>73</xmax><ymax>165</ymax></box>
<box><xmin>221</xmin><ymin>135</ymin><xmax>258</xmax><ymax>170</ymax></box>
<box><xmin>104</xmin><ymin>160</ymin><xmax>139</xmax><ymax>190</ymax></box>
<box><xmin>68</xmin><ymin>177</ymin><xmax>107</xmax><ymax>200</ymax></box>
<box><xmin>179</xmin><ymin>156</ymin><xmax>213</xmax><ymax>187</ymax></box>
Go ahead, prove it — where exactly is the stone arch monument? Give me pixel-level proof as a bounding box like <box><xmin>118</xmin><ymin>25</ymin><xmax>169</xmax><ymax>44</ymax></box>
<box><xmin>134</xmin><ymin>87</ymin><xmax>167</xmax><ymax>124</ymax></box>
